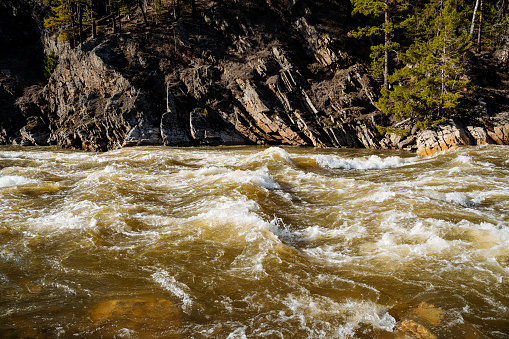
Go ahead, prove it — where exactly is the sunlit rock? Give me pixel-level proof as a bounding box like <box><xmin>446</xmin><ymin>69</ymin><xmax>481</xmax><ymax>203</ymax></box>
<box><xmin>416</xmin><ymin>119</ymin><xmax>473</xmax><ymax>156</ymax></box>
<box><xmin>395</xmin><ymin>319</ymin><xmax>438</xmax><ymax>339</ymax></box>
<box><xmin>487</xmin><ymin>112</ymin><xmax>509</xmax><ymax>145</ymax></box>
<box><xmin>392</xmin><ymin>302</ymin><xmax>442</xmax><ymax>339</ymax></box>
<box><xmin>466</xmin><ymin>126</ymin><xmax>494</xmax><ymax>145</ymax></box>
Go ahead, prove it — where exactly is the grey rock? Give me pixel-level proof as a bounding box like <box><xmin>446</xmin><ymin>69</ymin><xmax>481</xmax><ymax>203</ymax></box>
<box><xmin>189</xmin><ymin>108</ymin><xmax>246</xmax><ymax>145</ymax></box>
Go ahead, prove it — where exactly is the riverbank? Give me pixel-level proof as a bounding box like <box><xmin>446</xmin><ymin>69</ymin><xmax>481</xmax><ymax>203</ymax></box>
<box><xmin>1</xmin><ymin>0</ymin><xmax>509</xmax><ymax>156</ymax></box>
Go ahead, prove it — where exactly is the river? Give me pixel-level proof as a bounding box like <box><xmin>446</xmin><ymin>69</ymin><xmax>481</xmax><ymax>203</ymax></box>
<box><xmin>0</xmin><ymin>145</ymin><xmax>508</xmax><ymax>338</ymax></box>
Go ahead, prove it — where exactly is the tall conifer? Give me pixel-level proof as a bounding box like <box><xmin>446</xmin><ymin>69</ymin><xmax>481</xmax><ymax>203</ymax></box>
<box><xmin>378</xmin><ymin>0</ymin><xmax>471</xmax><ymax>121</ymax></box>
<box><xmin>351</xmin><ymin>0</ymin><xmax>409</xmax><ymax>90</ymax></box>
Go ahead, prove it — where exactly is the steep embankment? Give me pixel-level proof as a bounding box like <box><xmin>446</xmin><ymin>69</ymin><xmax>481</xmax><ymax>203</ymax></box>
<box><xmin>0</xmin><ymin>0</ymin><xmax>48</xmax><ymax>144</ymax></box>
<box><xmin>1</xmin><ymin>0</ymin><xmax>509</xmax><ymax>154</ymax></box>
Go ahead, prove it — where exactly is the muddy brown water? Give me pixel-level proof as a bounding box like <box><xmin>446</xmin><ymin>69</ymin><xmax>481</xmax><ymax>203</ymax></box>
<box><xmin>0</xmin><ymin>145</ymin><xmax>508</xmax><ymax>338</ymax></box>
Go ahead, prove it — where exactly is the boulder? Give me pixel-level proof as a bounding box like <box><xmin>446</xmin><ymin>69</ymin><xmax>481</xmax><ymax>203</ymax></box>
<box><xmin>123</xmin><ymin>119</ymin><xmax>163</xmax><ymax>147</ymax></box>
<box><xmin>487</xmin><ymin>112</ymin><xmax>509</xmax><ymax>145</ymax></box>
<box><xmin>294</xmin><ymin>17</ymin><xmax>339</xmax><ymax>66</ymax></box>
<box><xmin>416</xmin><ymin>119</ymin><xmax>474</xmax><ymax>156</ymax></box>
<box><xmin>466</xmin><ymin>126</ymin><xmax>494</xmax><ymax>145</ymax></box>
<box><xmin>161</xmin><ymin>91</ymin><xmax>191</xmax><ymax>146</ymax></box>
<box><xmin>19</xmin><ymin>125</ymin><xmax>50</xmax><ymax>146</ymax></box>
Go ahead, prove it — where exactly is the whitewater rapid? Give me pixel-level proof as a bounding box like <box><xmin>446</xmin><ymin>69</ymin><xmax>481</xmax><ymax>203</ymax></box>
<box><xmin>0</xmin><ymin>145</ymin><xmax>508</xmax><ymax>338</ymax></box>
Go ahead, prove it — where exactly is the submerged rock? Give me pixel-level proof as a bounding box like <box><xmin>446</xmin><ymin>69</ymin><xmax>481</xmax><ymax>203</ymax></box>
<box><xmin>87</xmin><ymin>298</ymin><xmax>182</xmax><ymax>338</ymax></box>
<box><xmin>390</xmin><ymin>302</ymin><xmax>442</xmax><ymax>339</ymax></box>
<box><xmin>395</xmin><ymin>320</ymin><xmax>438</xmax><ymax>339</ymax></box>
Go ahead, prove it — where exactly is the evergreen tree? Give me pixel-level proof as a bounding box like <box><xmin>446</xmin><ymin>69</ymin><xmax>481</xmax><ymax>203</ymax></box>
<box><xmin>44</xmin><ymin>0</ymin><xmax>76</xmax><ymax>44</ymax></box>
<box><xmin>44</xmin><ymin>0</ymin><xmax>94</xmax><ymax>45</ymax></box>
<box><xmin>378</xmin><ymin>0</ymin><xmax>471</xmax><ymax>121</ymax></box>
<box><xmin>350</xmin><ymin>0</ymin><xmax>409</xmax><ymax>90</ymax></box>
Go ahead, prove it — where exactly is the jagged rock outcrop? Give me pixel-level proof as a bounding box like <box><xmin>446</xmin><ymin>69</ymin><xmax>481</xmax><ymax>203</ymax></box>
<box><xmin>2</xmin><ymin>0</ymin><xmax>508</xmax><ymax>155</ymax></box>
<box><xmin>487</xmin><ymin>112</ymin><xmax>509</xmax><ymax>145</ymax></box>
<box><xmin>416</xmin><ymin>113</ymin><xmax>509</xmax><ymax>156</ymax></box>
<box><xmin>42</xmin><ymin>39</ymin><xmax>161</xmax><ymax>151</ymax></box>
<box><xmin>416</xmin><ymin>119</ymin><xmax>473</xmax><ymax>156</ymax></box>
<box><xmin>8</xmin><ymin>0</ymin><xmax>383</xmax><ymax>151</ymax></box>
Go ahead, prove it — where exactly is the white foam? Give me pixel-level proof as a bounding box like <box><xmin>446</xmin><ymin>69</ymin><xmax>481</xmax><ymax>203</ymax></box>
<box><xmin>444</xmin><ymin>192</ymin><xmax>480</xmax><ymax>207</ymax></box>
<box><xmin>222</xmin><ymin>168</ymin><xmax>281</xmax><ymax>189</ymax></box>
<box><xmin>300</xmin><ymin>225</ymin><xmax>345</xmax><ymax>240</ymax></box>
<box><xmin>196</xmin><ymin>166</ymin><xmax>228</xmax><ymax>176</ymax></box>
<box><xmin>315</xmin><ymin>154</ymin><xmax>415</xmax><ymax>170</ymax></box>
<box><xmin>170</xmin><ymin>167</ymin><xmax>281</xmax><ymax>191</ymax></box>
<box><xmin>116</xmin><ymin>329</ymin><xmax>136</xmax><ymax>338</ymax></box>
<box><xmin>151</xmin><ymin>270</ymin><xmax>193</xmax><ymax>313</ymax></box>
<box><xmin>281</xmin><ymin>294</ymin><xmax>395</xmax><ymax>337</ymax></box>
<box><xmin>259</xmin><ymin>147</ymin><xmax>293</xmax><ymax>162</ymax></box>
<box><xmin>240</xmin><ymin>147</ymin><xmax>294</xmax><ymax>166</ymax></box>
<box><xmin>362</xmin><ymin>188</ymin><xmax>396</xmax><ymax>202</ymax></box>
<box><xmin>455</xmin><ymin>155</ymin><xmax>472</xmax><ymax>165</ymax></box>
<box><xmin>226</xmin><ymin>326</ymin><xmax>248</xmax><ymax>339</ymax></box>
<box><xmin>0</xmin><ymin>175</ymin><xmax>39</xmax><ymax>188</ymax></box>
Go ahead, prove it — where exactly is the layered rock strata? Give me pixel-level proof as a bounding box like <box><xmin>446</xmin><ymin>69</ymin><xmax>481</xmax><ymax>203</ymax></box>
<box><xmin>2</xmin><ymin>0</ymin><xmax>509</xmax><ymax>155</ymax></box>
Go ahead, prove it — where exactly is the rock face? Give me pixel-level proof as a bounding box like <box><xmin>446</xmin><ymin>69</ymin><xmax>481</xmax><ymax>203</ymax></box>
<box><xmin>1</xmin><ymin>0</ymin><xmax>387</xmax><ymax>151</ymax></box>
<box><xmin>2</xmin><ymin>0</ymin><xmax>509</xmax><ymax>154</ymax></box>
<box><xmin>416</xmin><ymin>114</ymin><xmax>509</xmax><ymax>156</ymax></box>
<box><xmin>43</xmin><ymin>39</ymin><xmax>156</xmax><ymax>151</ymax></box>
<box><xmin>0</xmin><ymin>0</ymin><xmax>48</xmax><ymax>144</ymax></box>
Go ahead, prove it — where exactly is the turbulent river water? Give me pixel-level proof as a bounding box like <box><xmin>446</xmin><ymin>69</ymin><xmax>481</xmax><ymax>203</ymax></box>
<box><xmin>0</xmin><ymin>145</ymin><xmax>508</xmax><ymax>338</ymax></box>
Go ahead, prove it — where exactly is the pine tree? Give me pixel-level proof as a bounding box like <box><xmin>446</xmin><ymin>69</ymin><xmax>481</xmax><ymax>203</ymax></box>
<box><xmin>378</xmin><ymin>0</ymin><xmax>471</xmax><ymax>121</ymax></box>
<box><xmin>350</xmin><ymin>0</ymin><xmax>409</xmax><ymax>90</ymax></box>
<box><xmin>44</xmin><ymin>0</ymin><xmax>95</xmax><ymax>45</ymax></box>
<box><xmin>44</xmin><ymin>0</ymin><xmax>76</xmax><ymax>44</ymax></box>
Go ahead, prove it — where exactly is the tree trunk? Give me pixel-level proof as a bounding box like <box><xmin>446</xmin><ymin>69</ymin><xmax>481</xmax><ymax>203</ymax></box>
<box><xmin>477</xmin><ymin>0</ymin><xmax>483</xmax><ymax>52</ymax></box>
<box><xmin>470</xmin><ymin>0</ymin><xmax>480</xmax><ymax>36</ymax></box>
<box><xmin>138</xmin><ymin>0</ymin><xmax>149</xmax><ymax>26</ymax></box>
<box><xmin>176</xmin><ymin>0</ymin><xmax>181</xmax><ymax>18</ymax></box>
<box><xmin>70</xmin><ymin>1</ymin><xmax>76</xmax><ymax>47</ymax></box>
<box><xmin>78</xmin><ymin>4</ymin><xmax>83</xmax><ymax>44</ymax></box>
<box><xmin>440</xmin><ymin>44</ymin><xmax>446</xmax><ymax>117</ymax></box>
<box><xmin>384</xmin><ymin>9</ymin><xmax>389</xmax><ymax>91</ymax></box>
<box><xmin>118</xmin><ymin>8</ymin><xmax>121</xmax><ymax>32</ymax></box>
<box><xmin>91</xmin><ymin>0</ymin><xmax>97</xmax><ymax>38</ymax></box>
<box><xmin>192</xmin><ymin>0</ymin><xmax>196</xmax><ymax>17</ymax></box>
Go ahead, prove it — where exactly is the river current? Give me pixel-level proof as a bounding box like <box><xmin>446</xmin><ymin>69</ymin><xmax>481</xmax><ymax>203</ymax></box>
<box><xmin>0</xmin><ymin>145</ymin><xmax>508</xmax><ymax>338</ymax></box>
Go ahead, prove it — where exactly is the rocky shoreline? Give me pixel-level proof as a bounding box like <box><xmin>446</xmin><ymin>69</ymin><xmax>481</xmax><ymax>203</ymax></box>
<box><xmin>1</xmin><ymin>0</ymin><xmax>508</xmax><ymax>156</ymax></box>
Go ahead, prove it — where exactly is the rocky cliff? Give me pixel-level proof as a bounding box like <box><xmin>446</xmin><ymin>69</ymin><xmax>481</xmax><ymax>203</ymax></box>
<box><xmin>2</xmin><ymin>0</ymin><xmax>509</xmax><ymax>155</ymax></box>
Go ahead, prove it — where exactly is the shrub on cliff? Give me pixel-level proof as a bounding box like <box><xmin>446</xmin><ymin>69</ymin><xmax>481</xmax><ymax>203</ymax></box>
<box><xmin>43</xmin><ymin>50</ymin><xmax>58</xmax><ymax>80</ymax></box>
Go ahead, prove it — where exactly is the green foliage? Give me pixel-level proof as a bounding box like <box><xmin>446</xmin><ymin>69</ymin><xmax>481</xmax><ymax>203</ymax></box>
<box><xmin>350</xmin><ymin>0</ymin><xmax>409</xmax><ymax>88</ymax></box>
<box><xmin>110</xmin><ymin>0</ymin><xmax>136</xmax><ymax>15</ymax></box>
<box><xmin>44</xmin><ymin>0</ymin><xmax>92</xmax><ymax>43</ymax></box>
<box><xmin>369</xmin><ymin>56</ymin><xmax>384</xmax><ymax>83</ymax></box>
<box><xmin>414</xmin><ymin>118</ymin><xmax>447</xmax><ymax>130</ymax></box>
<box><xmin>378</xmin><ymin>0</ymin><xmax>471</xmax><ymax>121</ymax></box>
<box><xmin>478</xmin><ymin>2</ymin><xmax>509</xmax><ymax>48</ymax></box>
<box><xmin>376</xmin><ymin>125</ymin><xmax>410</xmax><ymax>137</ymax></box>
<box><xmin>154</xmin><ymin>0</ymin><xmax>166</xmax><ymax>18</ymax></box>
<box><xmin>43</xmin><ymin>50</ymin><xmax>59</xmax><ymax>80</ymax></box>
<box><xmin>44</xmin><ymin>0</ymin><xmax>71</xmax><ymax>41</ymax></box>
